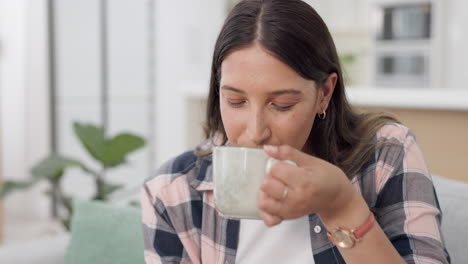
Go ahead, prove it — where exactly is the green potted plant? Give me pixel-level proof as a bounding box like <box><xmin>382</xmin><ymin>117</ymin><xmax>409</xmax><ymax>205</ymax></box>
<box><xmin>0</xmin><ymin>122</ymin><xmax>145</xmax><ymax>230</ymax></box>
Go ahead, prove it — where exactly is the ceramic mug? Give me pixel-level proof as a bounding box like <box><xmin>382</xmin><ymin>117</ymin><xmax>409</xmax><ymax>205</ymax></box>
<box><xmin>213</xmin><ymin>146</ymin><xmax>296</xmax><ymax>219</ymax></box>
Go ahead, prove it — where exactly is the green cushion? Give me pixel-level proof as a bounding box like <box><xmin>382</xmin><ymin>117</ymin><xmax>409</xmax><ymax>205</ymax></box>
<box><xmin>64</xmin><ymin>199</ymin><xmax>144</xmax><ymax>264</ymax></box>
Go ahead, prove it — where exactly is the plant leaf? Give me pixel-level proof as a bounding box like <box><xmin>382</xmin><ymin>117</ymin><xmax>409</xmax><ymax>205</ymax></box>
<box><xmin>92</xmin><ymin>182</ymin><xmax>123</xmax><ymax>201</ymax></box>
<box><xmin>73</xmin><ymin>122</ymin><xmax>107</xmax><ymax>163</ymax></box>
<box><xmin>31</xmin><ymin>154</ymin><xmax>81</xmax><ymax>181</ymax></box>
<box><xmin>0</xmin><ymin>180</ymin><xmax>36</xmax><ymax>199</ymax></box>
<box><xmin>76</xmin><ymin>163</ymin><xmax>100</xmax><ymax>178</ymax></box>
<box><xmin>61</xmin><ymin>218</ymin><xmax>71</xmax><ymax>232</ymax></box>
<box><xmin>62</xmin><ymin>195</ymin><xmax>73</xmax><ymax>215</ymax></box>
<box><xmin>340</xmin><ymin>53</ymin><xmax>356</xmax><ymax>65</ymax></box>
<box><xmin>101</xmin><ymin>182</ymin><xmax>124</xmax><ymax>198</ymax></box>
<box><xmin>103</xmin><ymin>133</ymin><xmax>145</xmax><ymax>167</ymax></box>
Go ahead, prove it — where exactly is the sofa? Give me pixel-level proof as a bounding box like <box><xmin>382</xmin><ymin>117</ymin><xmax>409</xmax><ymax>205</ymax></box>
<box><xmin>432</xmin><ymin>176</ymin><xmax>468</xmax><ymax>263</ymax></box>
<box><xmin>0</xmin><ymin>199</ymin><xmax>144</xmax><ymax>264</ymax></box>
<box><xmin>0</xmin><ymin>175</ymin><xmax>466</xmax><ymax>263</ymax></box>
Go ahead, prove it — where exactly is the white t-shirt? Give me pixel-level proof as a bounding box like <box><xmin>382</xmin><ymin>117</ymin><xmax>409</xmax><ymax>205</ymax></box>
<box><xmin>236</xmin><ymin>215</ymin><xmax>315</xmax><ymax>263</ymax></box>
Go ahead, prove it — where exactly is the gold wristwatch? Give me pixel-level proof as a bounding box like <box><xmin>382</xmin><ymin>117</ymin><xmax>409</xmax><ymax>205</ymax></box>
<box><xmin>327</xmin><ymin>212</ymin><xmax>375</xmax><ymax>249</ymax></box>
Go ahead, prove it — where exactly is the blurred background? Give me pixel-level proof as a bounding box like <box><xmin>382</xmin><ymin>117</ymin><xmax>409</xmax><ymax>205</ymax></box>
<box><xmin>0</xmin><ymin>0</ymin><xmax>467</xmax><ymax>249</ymax></box>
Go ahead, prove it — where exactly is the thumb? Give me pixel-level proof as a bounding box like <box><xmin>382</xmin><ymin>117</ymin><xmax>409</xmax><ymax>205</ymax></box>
<box><xmin>263</xmin><ymin>144</ymin><xmax>312</xmax><ymax>167</ymax></box>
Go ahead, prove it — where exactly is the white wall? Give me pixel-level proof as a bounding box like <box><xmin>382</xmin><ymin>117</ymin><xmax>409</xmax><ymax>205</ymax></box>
<box><xmin>153</xmin><ymin>0</ymin><xmax>226</xmax><ymax>166</ymax></box>
<box><xmin>0</xmin><ymin>0</ymin><xmax>54</xmax><ymax>243</ymax></box>
<box><xmin>0</xmin><ymin>0</ymin><xmax>156</xmax><ymax>243</ymax></box>
<box><xmin>53</xmin><ymin>0</ymin><xmax>154</xmax><ymax>201</ymax></box>
<box><xmin>0</xmin><ymin>0</ymin><xmax>28</xmax><ymax>183</ymax></box>
<box><xmin>106</xmin><ymin>0</ymin><xmax>153</xmax><ymax>197</ymax></box>
<box><xmin>0</xmin><ymin>0</ymin><xmax>30</xmax><ymax>238</ymax></box>
<box><xmin>0</xmin><ymin>0</ymin><xmax>228</xmax><ymax>244</ymax></box>
<box><xmin>25</xmin><ymin>0</ymin><xmax>51</xmax><ymax>171</ymax></box>
<box><xmin>444</xmin><ymin>0</ymin><xmax>468</xmax><ymax>89</ymax></box>
<box><xmin>54</xmin><ymin>1</ymin><xmax>103</xmax><ymax>201</ymax></box>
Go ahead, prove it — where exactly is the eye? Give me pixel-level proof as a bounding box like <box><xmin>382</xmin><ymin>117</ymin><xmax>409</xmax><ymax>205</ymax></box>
<box><xmin>271</xmin><ymin>103</ymin><xmax>295</xmax><ymax>112</ymax></box>
<box><xmin>227</xmin><ymin>100</ymin><xmax>246</xmax><ymax>108</ymax></box>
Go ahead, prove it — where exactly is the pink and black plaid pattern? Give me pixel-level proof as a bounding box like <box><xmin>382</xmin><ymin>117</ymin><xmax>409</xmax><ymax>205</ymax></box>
<box><xmin>141</xmin><ymin>123</ymin><xmax>450</xmax><ymax>264</ymax></box>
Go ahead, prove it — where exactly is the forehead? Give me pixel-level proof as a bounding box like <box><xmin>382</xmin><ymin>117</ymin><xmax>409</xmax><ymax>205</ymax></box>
<box><xmin>220</xmin><ymin>44</ymin><xmax>312</xmax><ymax>91</ymax></box>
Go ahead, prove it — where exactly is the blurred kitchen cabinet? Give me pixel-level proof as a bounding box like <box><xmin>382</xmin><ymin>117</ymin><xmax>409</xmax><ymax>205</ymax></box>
<box><xmin>371</xmin><ymin>0</ymin><xmax>434</xmax><ymax>88</ymax></box>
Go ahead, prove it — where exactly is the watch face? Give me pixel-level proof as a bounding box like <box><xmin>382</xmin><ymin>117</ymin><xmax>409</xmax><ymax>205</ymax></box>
<box><xmin>331</xmin><ymin>230</ymin><xmax>356</xmax><ymax>249</ymax></box>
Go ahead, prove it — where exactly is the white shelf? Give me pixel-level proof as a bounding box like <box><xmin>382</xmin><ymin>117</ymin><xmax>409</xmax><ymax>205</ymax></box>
<box><xmin>374</xmin><ymin>40</ymin><xmax>431</xmax><ymax>51</ymax></box>
<box><xmin>347</xmin><ymin>87</ymin><xmax>468</xmax><ymax>110</ymax></box>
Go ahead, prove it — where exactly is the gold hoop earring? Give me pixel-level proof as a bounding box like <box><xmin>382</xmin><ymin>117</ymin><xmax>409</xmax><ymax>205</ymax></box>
<box><xmin>318</xmin><ymin>110</ymin><xmax>326</xmax><ymax>120</ymax></box>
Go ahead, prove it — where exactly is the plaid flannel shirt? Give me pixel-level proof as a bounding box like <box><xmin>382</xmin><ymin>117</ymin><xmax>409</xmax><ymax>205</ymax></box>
<box><xmin>141</xmin><ymin>123</ymin><xmax>450</xmax><ymax>263</ymax></box>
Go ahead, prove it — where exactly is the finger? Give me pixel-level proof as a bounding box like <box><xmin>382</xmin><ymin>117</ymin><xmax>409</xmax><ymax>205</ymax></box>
<box><xmin>268</xmin><ymin>162</ymin><xmax>307</xmax><ymax>188</ymax></box>
<box><xmin>261</xmin><ymin>176</ymin><xmax>287</xmax><ymax>201</ymax></box>
<box><xmin>259</xmin><ymin>210</ymin><xmax>282</xmax><ymax>227</ymax></box>
<box><xmin>258</xmin><ymin>190</ymin><xmax>284</xmax><ymax>216</ymax></box>
<box><xmin>263</xmin><ymin>145</ymin><xmax>313</xmax><ymax>167</ymax></box>
<box><xmin>258</xmin><ymin>191</ymin><xmax>283</xmax><ymax>226</ymax></box>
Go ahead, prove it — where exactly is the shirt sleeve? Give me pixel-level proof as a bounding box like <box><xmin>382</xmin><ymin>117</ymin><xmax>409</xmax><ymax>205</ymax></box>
<box><xmin>141</xmin><ymin>180</ymin><xmax>187</xmax><ymax>264</ymax></box>
<box><xmin>373</xmin><ymin>125</ymin><xmax>451</xmax><ymax>264</ymax></box>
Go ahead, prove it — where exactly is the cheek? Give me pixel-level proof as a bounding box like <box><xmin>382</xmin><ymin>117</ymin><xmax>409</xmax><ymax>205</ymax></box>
<box><xmin>220</xmin><ymin>104</ymin><xmax>244</xmax><ymax>142</ymax></box>
<box><xmin>273</xmin><ymin>111</ymin><xmax>316</xmax><ymax>149</ymax></box>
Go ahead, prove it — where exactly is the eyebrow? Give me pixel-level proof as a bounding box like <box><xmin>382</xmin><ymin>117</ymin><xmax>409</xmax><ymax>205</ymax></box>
<box><xmin>220</xmin><ymin>85</ymin><xmax>303</xmax><ymax>96</ymax></box>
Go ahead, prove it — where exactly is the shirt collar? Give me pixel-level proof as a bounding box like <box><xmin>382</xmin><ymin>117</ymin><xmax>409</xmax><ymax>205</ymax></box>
<box><xmin>190</xmin><ymin>154</ymin><xmax>214</xmax><ymax>191</ymax></box>
<box><xmin>188</xmin><ymin>138</ymin><xmax>215</xmax><ymax>191</ymax></box>
<box><xmin>188</xmin><ymin>133</ymin><xmax>230</xmax><ymax>191</ymax></box>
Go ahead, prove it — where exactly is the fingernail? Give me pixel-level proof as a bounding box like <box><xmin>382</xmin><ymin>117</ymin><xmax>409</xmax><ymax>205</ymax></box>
<box><xmin>264</xmin><ymin>145</ymin><xmax>278</xmax><ymax>154</ymax></box>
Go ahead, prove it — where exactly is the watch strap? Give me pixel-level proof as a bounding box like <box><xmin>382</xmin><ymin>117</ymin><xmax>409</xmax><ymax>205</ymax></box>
<box><xmin>352</xmin><ymin>212</ymin><xmax>375</xmax><ymax>240</ymax></box>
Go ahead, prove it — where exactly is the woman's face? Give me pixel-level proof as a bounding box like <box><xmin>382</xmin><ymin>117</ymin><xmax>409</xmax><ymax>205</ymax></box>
<box><xmin>219</xmin><ymin>44</ymin><xmax>334</xmax><ymax>150</ymax></box>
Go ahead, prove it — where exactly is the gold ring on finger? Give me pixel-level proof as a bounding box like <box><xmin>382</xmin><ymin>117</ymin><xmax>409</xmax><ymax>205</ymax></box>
<box><xmin>281</xmin><ymin>186</ymin><xmax>289</xmax><ymax>201</ymax></box>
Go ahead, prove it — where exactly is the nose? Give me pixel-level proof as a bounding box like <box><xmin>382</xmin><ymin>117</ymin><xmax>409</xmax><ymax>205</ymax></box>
<box><xmin>246</xmin><ymin>109</ymin><xmax>271</xmax><ymax>146</ymax></box>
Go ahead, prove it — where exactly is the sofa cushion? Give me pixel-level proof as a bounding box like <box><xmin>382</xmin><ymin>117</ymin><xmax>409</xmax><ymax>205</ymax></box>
<box><xmin>433</xmin><ymin>175</ymin><xmax>468</xmax><ymax>264</ymax></box>
<box><xmin>0</xmin><ymin>233</ymin><xmax>70</xmax><ymax>264</ymax></box>
<box><xmin>64</xmin><ymin>199</ymin><xmax>144</xmax><ymax>264</ymax></box>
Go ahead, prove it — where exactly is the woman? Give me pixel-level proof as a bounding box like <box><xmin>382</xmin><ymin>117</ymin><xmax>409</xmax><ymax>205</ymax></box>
<box><xmin>141</xmin><ymin>0</ymin><xmax>450</xmax><ymax>263</ymax></box>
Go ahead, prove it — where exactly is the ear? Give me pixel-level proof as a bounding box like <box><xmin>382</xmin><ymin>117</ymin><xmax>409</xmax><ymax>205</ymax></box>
<box><xmin>319</xmin><ymin>72</ymin><xmax>337</xmax><ymax>111</ymax></box>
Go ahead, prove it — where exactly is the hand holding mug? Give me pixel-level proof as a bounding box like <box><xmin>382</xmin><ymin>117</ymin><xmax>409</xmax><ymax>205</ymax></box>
<box><xmin>259</xmin><ymin>145</ymin><xmax>358</xmax><ymax>227</ymax></box>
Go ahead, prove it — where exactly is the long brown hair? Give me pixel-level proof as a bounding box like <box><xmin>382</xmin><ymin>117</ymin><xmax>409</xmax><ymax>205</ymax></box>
<box><xmin>203</xmin><ymin>0</ymin><xmax>397</xmax><ymax>178</ymax></box>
